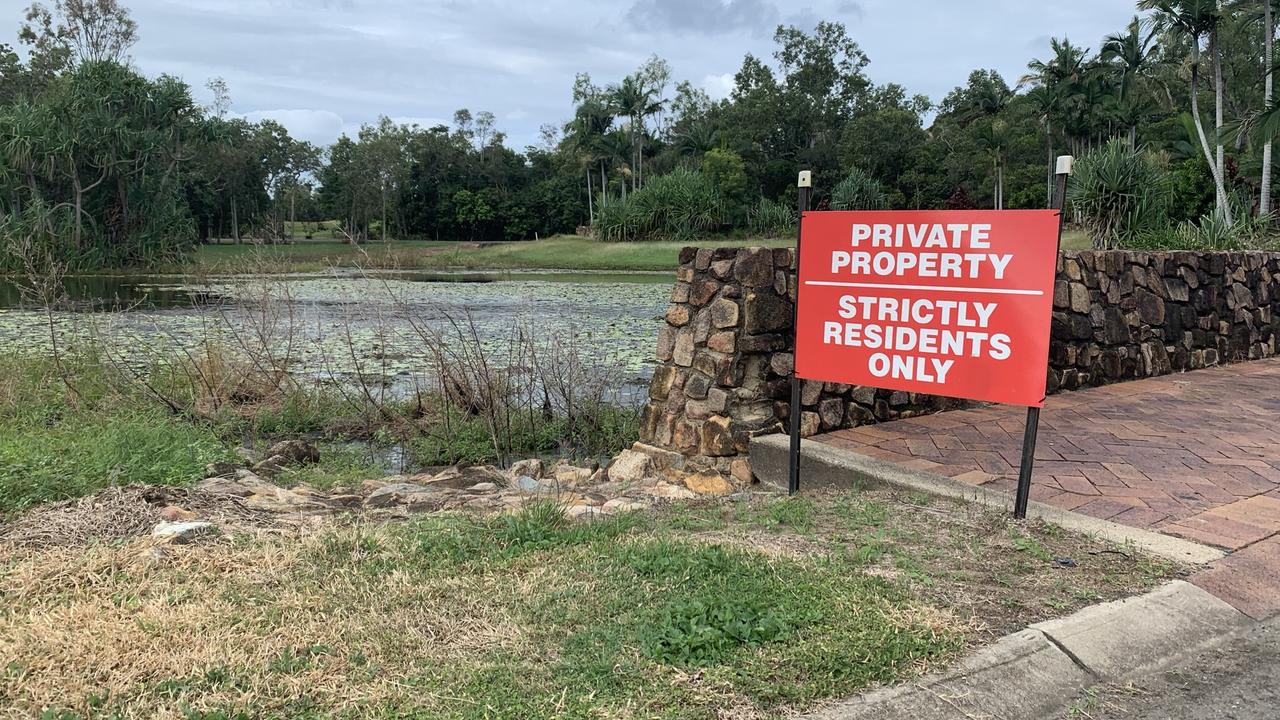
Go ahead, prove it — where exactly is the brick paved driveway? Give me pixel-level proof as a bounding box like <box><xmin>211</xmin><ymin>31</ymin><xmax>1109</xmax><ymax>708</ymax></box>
<box><xmin>817</xmin><ymin>359</ymin><xmax>1280</xmax><ymax>553</ymax></box>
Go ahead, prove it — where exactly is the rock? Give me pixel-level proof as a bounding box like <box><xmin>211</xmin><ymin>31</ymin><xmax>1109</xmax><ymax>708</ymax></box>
<box><xmin>602</xmin><ymin>498</ymin><xmax>647</xmax><ymax>514</ymax></box>
<box><xmin>650</xmin><ymin>365</ymin><xmax>679</xmax><ymax>401</ymax></box>
<box><xmin>328</xmin><ymin>494</ymin><xmax>363</xmax><ymax>508</ymax></box>
<box><xmin>707</xmin><ymin>331</ymin><xmax>737</xmax><ymax>353</ymax></box>
<box><xmin>203</xmin><ymin>461</ymin><xmax>239</xmax><ymax>478</ymax></box>
<box><xmin>607</xmin><ymin>450</ymin><xmax>654</xmax><ymax>483</ymax></box>
<box><xmin>566</xmin><ymin>505</ymin><xmax>601</xmax><ymax>520</ymax></box>
<box><xmin>513</xmin><ymin>475</ymin><xmax>541</xmax><ymax>492</ymax></box>
<box><xmin>647</xmin><ymin>483</ymin><xmax>698</xmax><ymax>500</ymax></box>
<box><xmin>656</xmin><ymin>325</ymin><xmax>676</xmax><ymax>361</ymax></box>
<box><xmin>630</xmin><ymin>442</ymin><xmax>686</xmax><ymax>472</ymax></box>
<box><xmin>684</xmin><ymin>472</ymin><xmax>734</xmax><ymax>496</ymax></box>
<box><xmin>252</xmin><ymin>455</ymin><xmax>289</xmax><ymax>477</ymax></box>
<box><xmin>158</xmin><ymin>506</ymin><xmax>197</xmax><ymax>522</ymax></box>
<box><xmin>1069</xmin><ymin>283</ymin><xmax>1091</xmax><ymax>313</ymax></box>
<box><xmin>197</xmin><ymin>476</ymin><xmax>255</xmax><ymax>497</ymax></box>
<box><xmin>744</xmin><ymin>291</ymin><xmax>792</xmax><ymax>334</ymax></box>
<box><xmin>365</xmin><ymin>482</ymin><xmax>436</xmax><ymax>508</ymax></box>
<box><xmin>692</xmin><ymin>278</ymin><xmax>722</xmax><ymax>305</ymax></box>
<box><xmin>244</xmin><ymin>487</ymin><xmax>329</xmax><ymax>513</ymax></box>
<box><xmin>730</xmin><ymin>458</ymin><xmax>754</xmax><ymax>485</ymax></box>
<box><xmin>770</xmin><ymin>353</ymin><xmax>794</xmax><ymax>376</ymax></box>
<box><xmin>709</xmin><ymin>298</ymin><xmax>741</xmax><ymax>328</ymax></box>
<box><xmin>700</xmin><ymin>415</ymin><xmax>735</xmax><ymax>456</ymax></box>
<box><xmin>673</xmin><ymin>331</ymin><xmax>695</xmax><ymax>367</ymax></box>
<box><xmin>818</xmin><ymin>397</ymin><xmax>845</xmax><ymax>430</ymax></box>
<box><xmin>733</xmin><ymin>247</ymin><xmax>776</xmax><ymax>287</ymax></box>
<box><xmin>468</xmin><ymin>482</ymin><xmax>498</xmax><ymax>493</ymax></box>
<box><xmin>425</xmin><ymin>465</ymin><xmax>507</xmax><ymax>489</ymax></box>
<box><xmin>554</xmin><ymin>465</ymin><xmax>595</xmax><ymax>485</ymax></box>
<box><xmin>508</xmin><ymin>458</ymin><xmax>544</xmax><ymax>480</ymax></box>
<box><xmin>665</xmin><ymin>304</ymin><xmax>691</xmax><ymax>326</ymax></box>
<box><xmin>268</xmin><ymin>439</ymin><xmax>321</xmax><ymax>466</ymax></box>
<box><xmin>683</xmin><ymin>372</ymin><xmax>712</xmax><ymax>400</ymax></box>
<box><xmin>151</xmin><ymin>521</ymin><xmax>218</xmax><ymax>544</ymax></box>
<box><xmin>1135</xmin><ymin>288</ymin><xmax>1165</xmax><ymax>325</ymax></box>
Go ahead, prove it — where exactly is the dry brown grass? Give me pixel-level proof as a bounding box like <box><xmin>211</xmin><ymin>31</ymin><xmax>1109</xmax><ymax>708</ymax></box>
<box><xmin>0</xmin><ymin>521</ymin><xmax>529</xmax><ymax>718</ymax></box>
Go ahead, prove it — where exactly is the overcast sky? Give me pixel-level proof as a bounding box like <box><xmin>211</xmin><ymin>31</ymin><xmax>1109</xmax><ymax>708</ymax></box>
<box><xmin>3</xmin><ymin>0</ymin><xmax>1141</xmax><ymax>148</ymax></box>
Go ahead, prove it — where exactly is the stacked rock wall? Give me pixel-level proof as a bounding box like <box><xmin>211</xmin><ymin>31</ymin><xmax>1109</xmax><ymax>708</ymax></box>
<box><xmin>640</xmin><ymin>247</ymin><xmax>1280</xmax><ymax>473</ymax></box>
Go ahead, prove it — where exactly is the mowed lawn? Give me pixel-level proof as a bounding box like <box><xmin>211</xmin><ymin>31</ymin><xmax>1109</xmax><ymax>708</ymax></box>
<box><xmin>187</xmin><ymin>235</ymin><xmax>796</xmax><ymax>274</ymax></box>
<box><xmin>1</xmin><ymin>490</ymin><xmax>1175</xmax><ymax>719</ymax></box>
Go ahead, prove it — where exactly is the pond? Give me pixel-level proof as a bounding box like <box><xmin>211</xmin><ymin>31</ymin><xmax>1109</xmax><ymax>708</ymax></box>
<box><xmin>0</xmin><ymin>269</ymin><xmax>673</xmax><ymax>398</ymax></box>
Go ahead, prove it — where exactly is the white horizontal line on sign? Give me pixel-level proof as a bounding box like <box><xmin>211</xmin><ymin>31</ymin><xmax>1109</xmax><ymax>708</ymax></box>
<box><xmin>803</xmin><ymin>281</ymin><xmax>1045</xmax><ymax>296</ymax></box>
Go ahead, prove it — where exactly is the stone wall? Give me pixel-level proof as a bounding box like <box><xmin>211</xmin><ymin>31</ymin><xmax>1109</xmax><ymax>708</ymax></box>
<box><xmin>639</xmin><ymin>247</ymin><xmax>1280</xmax><ymax>475</ymax></box>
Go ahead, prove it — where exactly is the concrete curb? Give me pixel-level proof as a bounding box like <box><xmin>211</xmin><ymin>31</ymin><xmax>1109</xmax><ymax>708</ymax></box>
<box><xmin>750</xmin><ymin>434</ymin><xmax>1225</xmax><ymax>565</ymax></box>
<box><xmin>801</xmin><ymin>581</ymin><xmax>1250</xmax><ymax>719</ymax></box>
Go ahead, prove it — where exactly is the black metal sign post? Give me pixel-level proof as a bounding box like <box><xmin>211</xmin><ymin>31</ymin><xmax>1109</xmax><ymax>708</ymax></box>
<box><xmin>788</xmin><ymin>170</ymin><xmax>814</xmax><ymax>495</ymax></box>
<box><xmin>1014</xmin><ymin>156</ymin><xmax>1074</xmax><ymax>520</ymax></box>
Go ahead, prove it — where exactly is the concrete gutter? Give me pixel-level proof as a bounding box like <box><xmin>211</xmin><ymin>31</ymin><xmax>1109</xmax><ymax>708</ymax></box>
<box><xmin>803</xmin><ymin>581</ymin><xmax>1250</xmax><ymax>720</ymax></box>
<box><xmin>750</xmin><ymin>434</ymin><xmax>1225</xmax><ymax>566</ymax></box>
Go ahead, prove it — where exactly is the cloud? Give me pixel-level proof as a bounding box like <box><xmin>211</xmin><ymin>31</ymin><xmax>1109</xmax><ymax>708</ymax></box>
<box><xmin>111</xmin><ymin>0</ymin><xmax>1140</xmax><ymax>149</ymax></box>
<box><xmin>702</xmin><ymin>72</ymin><xmax>736</xmax><ymax>99</ymax></box>
<box><xmin>836</xmin><ymin>1</ymin><xmax>864</xmax><ymax>19</ymax></box>
<box><xmin>625</xmin><ymin>0</ymin><xmax>781</xmax><ymax>35</ymax></box>
<box><xmin>234</xmin><ymin>109</ymin><xmax>346</xmax><ymax>145</ymax></box>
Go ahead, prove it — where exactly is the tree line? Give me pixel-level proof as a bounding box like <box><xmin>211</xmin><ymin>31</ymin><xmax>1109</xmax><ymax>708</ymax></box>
<box><xmin>1</xmin><ymin>0</ymin><xmax>1278</xmax><ymax>270</ymax></box>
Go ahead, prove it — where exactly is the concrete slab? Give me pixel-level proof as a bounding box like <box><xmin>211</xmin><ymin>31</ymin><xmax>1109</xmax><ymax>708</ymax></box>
<box><xmin>750</xmin><ymin>434</ymin><xmax>1226</xmax><ymax>565</ymax></box>
<box><xmin>1031</xmin><ymin>580</ymin><xmax>1250</xmax><ymax>678</ymax></box>
<box><xmin>802</xmin><ymin>629</ymin><xmax>1091</xmax><ymax>720</ymax></box>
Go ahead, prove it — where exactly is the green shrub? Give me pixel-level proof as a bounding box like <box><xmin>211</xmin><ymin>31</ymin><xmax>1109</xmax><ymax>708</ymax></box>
<box><xmin>748</xmin><ymin>197</ymin><xmax>797</xmax><ymax>236</ymax></box>
<box><xmin>1132</xmin><ymin>211</ymin><xmax>1279</xmax><ymax>251</ymax></box>
<box><xmin>595</xmin><ymin>168</ymin><xmax>724</xmax><ymax>242</ymax></box>
<box><xmin>830</xmin><ymin>167</ymin><xmax>889</xmax><ymax>211</ymax></box>
<box><xmin>1068</xmin><ymin>140</ymin><xmax>1171</xmax><ymax>249</ymax></box>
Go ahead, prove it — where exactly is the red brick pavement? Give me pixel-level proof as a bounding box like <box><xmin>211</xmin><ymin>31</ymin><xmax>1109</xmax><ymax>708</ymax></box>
<box><xmin>816</xmin><ymin>359</ymin><xmax>1280</xmax><ymax>553</ymax></box>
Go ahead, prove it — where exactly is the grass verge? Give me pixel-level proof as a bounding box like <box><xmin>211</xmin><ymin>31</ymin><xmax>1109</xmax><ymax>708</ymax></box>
<box><xmin>0</xmin><ymin>491</ymin><xmax>1178</xmax><ymax>719</ymax></box>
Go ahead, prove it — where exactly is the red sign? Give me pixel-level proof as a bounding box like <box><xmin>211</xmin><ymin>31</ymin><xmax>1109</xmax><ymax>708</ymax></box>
<box><xmin>794</xmin><ymin>210</ymin><xmax>1060</xmax><ymax>408</ymax></box>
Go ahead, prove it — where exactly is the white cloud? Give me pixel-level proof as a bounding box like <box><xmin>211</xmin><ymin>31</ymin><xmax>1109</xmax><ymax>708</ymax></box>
<box><xmin>234</xmin><ymin>109</ymin><xmax>346</xmax><ymax>145</ymax></box>
<box><xmin>702</xmin><ymin>73</ymin><xmax>736</xmax><ymax>100</ymax></box>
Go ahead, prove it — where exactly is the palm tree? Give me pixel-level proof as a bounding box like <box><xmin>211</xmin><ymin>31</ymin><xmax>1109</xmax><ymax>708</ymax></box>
<box><xmin>609</xmin><ymin>74</ymin><xmax>665</xmax><ymax>191</ymax></box>
<box><xmin>567</xmin><ymin>98</ymin><xmax>614</xmax><ymax>222</ymax></box>
<box><xmin>975</xmin><ymin>118</ymin><xmax>1011</xmax><ymax>209</ymax></box>
<box><xmin>1022</xmin><ymin>38</ymin><xmax>1090</xmax><ymax>202</ymax></box>
<box><xmin>1102</xmin><ymin>17</ymin><xmax>1162</xmax><ymax>145</ymax></box>
<box><xmin>1139</xmin><ymin>0</ymin><xmax>1232</xmax><ymax>223</ymax></box>
<box><xmin>1024</xmin><ymin>86</ymin><xmax>1061</xmax><ymax>205</ymax></box>
<box><xmin>674</xmin><ymin>123</ymin><xmax>720</xmax><ymax>160</ymax></box>
<box><xmin>1265</xmin><ymin>0</ymin><xmax>1275</xmax><ymax>215</ymax></box>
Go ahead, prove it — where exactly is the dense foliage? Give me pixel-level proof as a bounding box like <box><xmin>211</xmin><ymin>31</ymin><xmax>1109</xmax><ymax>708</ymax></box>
<box><xmin>1</xmin><ymin>0</ymin><xmax>1279</xmax><ymax>266</ymax></box>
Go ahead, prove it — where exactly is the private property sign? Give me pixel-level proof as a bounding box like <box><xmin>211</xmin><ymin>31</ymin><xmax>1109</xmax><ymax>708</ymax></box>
<box><xmin>794</xmin><ymin>210</ymin><xmax>1061</xmax><ymax>408</ymax></box>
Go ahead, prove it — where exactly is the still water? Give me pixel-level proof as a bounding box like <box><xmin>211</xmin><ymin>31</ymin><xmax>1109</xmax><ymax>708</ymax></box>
<box><xmin>0</xmin><ymin>269</ymin><xmax>672</xmax><ymax>391</ymax></box>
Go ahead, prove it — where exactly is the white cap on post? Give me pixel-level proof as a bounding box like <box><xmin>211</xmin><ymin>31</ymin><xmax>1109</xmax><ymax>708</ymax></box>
<box><xmin>1055</xmin><ymin>155</ymin><xmax>1075</xmax><ymax>176</ymax></box>
<box><xmin>797</xmin><ymin>170</ymin><xmax>812</xmax><ymax>188</ymax></box>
